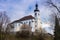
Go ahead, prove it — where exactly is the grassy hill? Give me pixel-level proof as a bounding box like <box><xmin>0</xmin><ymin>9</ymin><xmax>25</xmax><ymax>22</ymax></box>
<box><xmin>0</xmin><ymin>32</ymin><xmax>53</xmax><ymax>40</ymax></box>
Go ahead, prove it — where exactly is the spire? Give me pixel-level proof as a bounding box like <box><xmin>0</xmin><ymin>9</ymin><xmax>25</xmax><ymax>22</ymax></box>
<box><xmin>36</xmin><ymin>3</ymin><xmax>38</xmax><ymax>10</ymax></box>
<box><xmin>34</xmin><ymin>3</ymin><xmax>39</xmax><ymax>12</ymax></box>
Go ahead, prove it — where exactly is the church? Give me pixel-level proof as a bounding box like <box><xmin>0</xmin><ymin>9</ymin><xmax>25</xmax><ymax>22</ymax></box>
<box><xmin>8</xmin><ymin>3</ymin><xmax>42</xmax><ymax>33</ymax></box>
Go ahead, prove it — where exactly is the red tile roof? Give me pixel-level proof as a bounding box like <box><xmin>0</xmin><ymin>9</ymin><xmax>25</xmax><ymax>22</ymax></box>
<box><xmin>11</xmin><ymin>15</ymin><xmax>35</xmax><ymax>23</ymax></box>
<box><xmin>19</xmin><ymin>15</ymin><xmax>35</xmax><ymax>21</ymax></box>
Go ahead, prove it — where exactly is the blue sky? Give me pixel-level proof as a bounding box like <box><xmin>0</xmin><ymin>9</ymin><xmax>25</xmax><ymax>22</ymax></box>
<box><xmin>0</xmin><ymin>0</ymin><xmax>51</xmax><ymax>22</ymax></box>
<box><xmin>0</xmin><ymin>0</ymin><xmax>60</xmax><ymax>34</ymax></box>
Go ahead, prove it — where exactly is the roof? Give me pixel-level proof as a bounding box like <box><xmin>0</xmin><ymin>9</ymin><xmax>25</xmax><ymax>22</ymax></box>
<box><xmin>11</xmin><ymin>15</ymin><xmax>35</xmax><ymax>24</ymax></box>
<box><xmin>19</xmin><ymin>15</ymin><xmax>35</xmax><ymax>21</ymax></box>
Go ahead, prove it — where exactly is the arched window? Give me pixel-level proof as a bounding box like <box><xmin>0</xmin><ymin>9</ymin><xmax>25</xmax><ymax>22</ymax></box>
<box><xmin>35</xmin><ymin>25</ymin><xmax>37</xmax><ymax>27</ymax></box>
<box><xmin>35</xmin><ymin>13</ymin><xmax>37</xmax><ymax>16</ymax></box>
<box><xmin>29</xmin><ymin>21</ymin><xmax>31</xmax><ymax>26</ymax></box>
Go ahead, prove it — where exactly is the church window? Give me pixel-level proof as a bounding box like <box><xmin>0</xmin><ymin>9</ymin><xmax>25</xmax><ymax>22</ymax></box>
<box><xmin>38</xmin><ymin>13</ymin><xmax>40</xmax><ymax>15</ymax></box>
<box><xmin>35</xmin><ymin>13</ymin><xmax>37</xmax><ymax>16</ymax></box>
<box><xmin>29</xmin><ymin>21</ymin><xmax>31</xmax><ymax>26</ymax></box>
<box><xmin>35</xmin><ymin>29</ymin><xmax>38</xmax><ymax>32</ymax></box>
<box><xmin>32</xmin><ymin>20</ymin><xmax>34</xmax><ymax>22</ymax></box>
<box><xmin>35</xmin><ymin>21</ymin><xmax>37</xmax><ymax>23</ymax></box>
<box><xmin>24</xmin><ymin>22</ymin><xmax>25</xmax><ymax>24</ymax></box>
<box><xmin>40</xmin><ymin>22</ymin><xmax>42</xmax><ymax>24</ymax></box>
<box><xmin>35</xmin><ymin>25</ymin><xmax>37</xmax><ymax>27</ymax></box>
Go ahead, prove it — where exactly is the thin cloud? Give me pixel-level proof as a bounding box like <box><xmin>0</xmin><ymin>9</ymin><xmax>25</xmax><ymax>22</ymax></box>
<box><xmin>0</xmin><ymin>0</ymin><xmax>59</xmax><ymax>34</ymax></box>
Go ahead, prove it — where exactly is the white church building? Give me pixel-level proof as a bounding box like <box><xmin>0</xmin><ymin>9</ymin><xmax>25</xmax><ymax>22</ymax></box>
<box><xmin>8</xmin><ymin>3</ymin><xmax>42</xmax><ymax>33</ymax></box>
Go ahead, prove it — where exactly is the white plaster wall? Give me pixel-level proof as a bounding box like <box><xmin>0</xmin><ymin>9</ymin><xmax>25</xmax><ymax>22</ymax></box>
<box><xmin>13</xmin><ymin>19</ymin><xmax>35</xmax><ymax>32</ymax></box>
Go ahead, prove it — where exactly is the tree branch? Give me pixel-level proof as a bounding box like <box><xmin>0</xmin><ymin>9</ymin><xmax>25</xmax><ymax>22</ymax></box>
<box><xmin>47</xmin><ymin>0</ymin><xmax>60</xmax><ymax>13</ymax></box>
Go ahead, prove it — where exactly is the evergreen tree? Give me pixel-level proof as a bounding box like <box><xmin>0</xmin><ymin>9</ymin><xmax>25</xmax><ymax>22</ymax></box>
<box><xmin>54</xmin><ymin>16</ymin><xmax>60</xmax><ymax>40</ymax></box>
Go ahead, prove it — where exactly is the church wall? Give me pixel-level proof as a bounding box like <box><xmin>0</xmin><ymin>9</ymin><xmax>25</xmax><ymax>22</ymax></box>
<box><xmin>11</xmin><ymin>19</ymin><xmax>35</xmax><ymax>32</ymax></box>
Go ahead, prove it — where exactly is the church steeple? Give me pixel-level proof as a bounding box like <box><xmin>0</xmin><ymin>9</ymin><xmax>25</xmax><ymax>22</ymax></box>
<box><xmin>34</xmin><ymin>3</ymin><xmax>39</xmax><ymax>12</ymax></box>
<box><xmin>34</xmin><ymin>3</ymin><xmax>41</xmax><ymax>33</ymax></box>
<box><xmin>34</xmin><ymin>3</ymin><xmax>40</xmax><ymax>18</ymax></box>
<box><xmin>36</xmin><ymin>3</ymin><xmax>38</xmax><ymax>10</ymax></box>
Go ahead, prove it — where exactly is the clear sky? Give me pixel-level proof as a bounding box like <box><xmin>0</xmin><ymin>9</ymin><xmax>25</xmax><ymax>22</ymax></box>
<box><xmin>0</xmin><ymin>0</ymin><xmax>60</xmax><ymax>34</ymax></box>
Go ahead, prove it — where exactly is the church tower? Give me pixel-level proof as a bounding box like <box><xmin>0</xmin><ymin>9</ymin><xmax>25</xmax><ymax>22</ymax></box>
<box><xmin>34</xmin><ymin>3</ymin><xmax>42</xmax><ymax>33</ymax></box>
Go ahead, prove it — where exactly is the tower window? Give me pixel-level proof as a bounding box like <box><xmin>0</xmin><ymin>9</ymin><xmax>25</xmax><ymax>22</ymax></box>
<box><xmin>35</xmin><ymin>13</ymin><xmax>37</xmax><ymax>16</ymax></box>
<box><xmin>35</xmin><ymin>25</ymin><xmax>37</xmax><ymax>27</ymax></box>
<box><xmin>35</xmin><ymin>21</ymin><xmax>37</xmax><ymax>23</ymax></box>
<box><xmin>35</xmin><ymin>29</ymin><xmax>38</xmax><ymax>32</ymax></box>
<box><xmin>38</xmin><ymin>13</ymin><xmax>40</xmax><ymax>15</ymax></box>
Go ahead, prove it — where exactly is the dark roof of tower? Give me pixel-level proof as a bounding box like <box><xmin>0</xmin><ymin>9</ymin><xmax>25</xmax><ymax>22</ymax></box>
<box><xmin>34</xmin><ymin>3</ymin><xmax>39</xmax><ymax>12</ymax></box>
<box><xmin>36</xmin><ymin>3</ymin><xmax>38</xmax><ymax>9</ymax></box>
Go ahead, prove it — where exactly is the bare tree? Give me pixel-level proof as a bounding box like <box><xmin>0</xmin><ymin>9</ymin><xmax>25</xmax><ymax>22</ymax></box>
<box><xmin>46</xmin><ymin>0</ymin><xmax>60</xmax><ymax>40</ymax></box>
<box><xmin>0</xmin><ymin>11</ymin><xmax>10</xmax><ymax>32</ymax></box>
<box><xmin>46</xmin><ymin>0</ymin><xmax>60</xmax><ymax>20</ymax></box>
<box><xmin>46</xmin><ymin>0</ymin><xmax>60</xmax><ymax>13</ymax></box>
<box><xmin>46</xmin><ymin>0</ymin><xmax>60</xmax><ymax>30</ymax></box>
